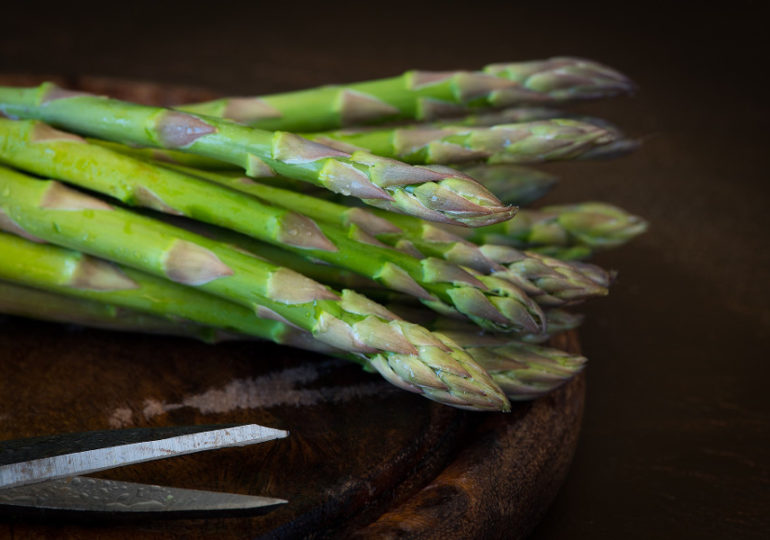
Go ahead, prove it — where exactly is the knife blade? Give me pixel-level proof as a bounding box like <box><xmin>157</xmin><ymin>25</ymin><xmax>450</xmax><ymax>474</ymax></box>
<box><xmin>0</xmin><ymin>476</ymin><xmax>286</xmax><ymax>518</ymax></box>
<box><xmin>0</xmin><ymin>424</ymin><xmax>288</xmax><ymax>489</ymax></box>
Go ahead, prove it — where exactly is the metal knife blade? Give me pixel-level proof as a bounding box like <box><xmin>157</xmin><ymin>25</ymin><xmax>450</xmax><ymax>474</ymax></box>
<box><xmin>0</xmin><ymin>424</ymin><xmax>288</xmax><ymax>489</ymax></box>
<box><xmin>0</xmin><ymin>476</ymin><xmax>286</xmax><ymax>518</ymax></box>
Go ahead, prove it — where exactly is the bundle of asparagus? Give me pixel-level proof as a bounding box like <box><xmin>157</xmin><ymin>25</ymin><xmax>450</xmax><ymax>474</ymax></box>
<box><xmin>0</xmin><ymin>57</ymin><xmax>646</xmax><ymax>411</ymax></box>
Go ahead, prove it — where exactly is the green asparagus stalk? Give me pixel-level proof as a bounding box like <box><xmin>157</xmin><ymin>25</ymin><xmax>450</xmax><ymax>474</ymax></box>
<box><xmin>0</xmin><ymin>85</ymin><xmax>512</xmax><ymax>226</ymax></box>
<box><xmin>0</xmin><ymin>275</ymin><xmax>581</xmax><ymax>401</ymax></box>
<box><xmin>0</xmin><ymin>121</ymin><xmax>545</xmax><ymax>332</ymax></box>
<box><xmin>90</xmin><ymin>139</ymin><xmax>559</xmax><ymax>205</ymax></box>
<box><xmin>0</xmin><ymin>232</ymin><xmax>334</xmax><ymax>352</ymax></box>
<box><xmin>436</xmin><ymin>333</ymin><xmax>586</xmax><ymax>399</ymax></box>
<box><xmin>423</xmin><ymin>106</ymin><xmax>614</xmax><ymax>130</ymax></box>
<box><xmin>0</xmin><ymin>279</ymin><xmax>233</xmax><ymax>343</ymax></box>
<box><xmin>376</xmin><ymin>299</ymin><xmax>584</xmax><ymax>345</ymax></box>
<box><xmin>484</xmin><ymin>57</ymin><xmax>635</xmax><ymax>99</ymax></box>
<box><xmin>0</xmin><ymin>169</ymin><xmax>511</xmax><ymax>411</ymax></box>
<box><xmin>430</xmin><ymin>106</ymin><xmax>565</xmax><ymax>127</ymax></box>
<box><xmin>444</xmin><ymin>202</ymin><xmax>648</xmax><ymax>253</ymax></box>
<box><xmin>474</xmin><ymin>245</ymin><xmax>611</xmax><ymax>306</ymax></box>
<box><xmin>421</xmin><ymin>110</ymin><xmax>640</xmax><ymax>161</ymax></box>
<box><xmin>305</xmin><ymin>119</ymin><xmax>618</xmax><ymax>166</ymax></box>
<box><xmin>176</xmin><ymin>57</ymin><xmax>633</xmax><ymax>131</ymax></box>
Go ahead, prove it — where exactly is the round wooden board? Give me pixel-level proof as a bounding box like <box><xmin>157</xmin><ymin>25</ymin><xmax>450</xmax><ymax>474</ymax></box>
<box><xmin>0</xmin><ymin>76</ymin><xmax>585</xmax><ymax>540</ymax></box>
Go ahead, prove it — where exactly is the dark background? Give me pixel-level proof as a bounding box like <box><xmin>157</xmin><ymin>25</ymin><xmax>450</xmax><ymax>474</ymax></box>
<box><xmin>2</xmin><ymin>2</ymin><xmax>768</xmax><ymax>538</ymax></box>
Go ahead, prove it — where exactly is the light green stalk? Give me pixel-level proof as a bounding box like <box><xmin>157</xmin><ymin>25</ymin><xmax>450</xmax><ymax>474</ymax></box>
<box><xmin>436</xmin><ymin>332</ymin><xmax>586</xmax><ymax>399</ymax></box>
<box><xmin>0</xmin><ymin>85</ymin><xmax>511</xmax><ymax>226</ymax></box>
<box><xmin>431</xmin><ymin>106</ymin><xmax>565</xmax><ymax>127</ymax></box>
<box><xmin>0</xmin><ymin>168</ymin><xmax>510</xmax><ymax>411</ymax></box>
<box><xmin>177</xmin><ymin>57</ymin><xmax>633</xmax><ymax>132</ymax></box>
<box><xmin>305</xmin><ymin>119</ymin><xmax>617</xmax><ymax>166</ymax></box>
<box><xmin>0</xmin><ymin>279</ymin><xmax>232</xmax><ymax>343</ymax></box>
<box><xmin>94</xmin><ymin>138</ymin><xmax>558</xmax><ymax>206</ymax></box>
<box><xmin>0</xmin><ymin>276</ymin><xmax>581</xmax><ymax>401</ymax></box>
<box><xmin>0</xmin><ymin>233</ymin><xmax>329</xmax><ymax>351</ymax></box>
<box><xmin>380</xmin><ymin>302</ymin><xmax>584</xmax><ymax>345</ymax></box>
<box><xmin>444</xmin><ymin>202</ymin><xmax>648</xmax><ymax>253</ymax></box>
<box><xmin>484</xmin><ymin>57</ymin><xmax>635</xmax><ymax>99</ymax></box>
<box><xmin>475</xmin><ymin>245</ymin><xmax>612</xmax><ymax>306</ymax></box>
<box><xmin>423</xmin><ymin>110</ymin><xmax>640</xmax><ymax>161</ymax></box>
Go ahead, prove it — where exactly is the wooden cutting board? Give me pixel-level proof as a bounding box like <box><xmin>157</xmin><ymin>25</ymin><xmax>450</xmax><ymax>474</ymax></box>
<box><xmin>0</xmin><ymin>76</ymin><xmax>585</xmax><ymax>540</ymax></box>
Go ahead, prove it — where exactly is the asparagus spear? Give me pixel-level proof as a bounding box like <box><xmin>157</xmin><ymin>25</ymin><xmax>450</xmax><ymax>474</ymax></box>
<box><xmin>444</xmin><ymin>202</ymin><xmax>649</xmax><ymax>253</ymax></box>
<box><xmin>0</xmin><ymin>85</ymin><xmax>512</xmax><ymax>226</ymax></box>
<box><xmin>390</xmin><ymin>299</ymin><xmax>585</xmax><ymax>346</ymax></box>
<box><xmin>0</xmin><ymin>233</ymin><xmax>333</xmax><ymax>352</ymax></box>
<box><xmin>420</xmin><ymin>110</ymin><xmax>640</xmax><ymax>161</ymax></box>
<box><xmin>430</xmin><ymin>106</ymin><xmax>566</xmax><ymax>127</ymax></box>
<box><xmin>422</xmin><ymin>105</ymin><xmax>616</xmax><ymax>131</ymax></box>
<box><xmin>305</xmin><ymin>118</ymin><xmax>618</xmax><ymax>165</ymax></box>
<box><xmin>0</xmin><ymin>169</ymin><xmax>510</xmax><ymax>411</ymax></box>
<box><xmin>484</xmin><ymin>57</ymin><xmax>635</xmax><ymax>99</ymax></box>
<box><xmin>176</xmin><ymin>57</ymin><xmax>633</xmax><ymax>131</ymax></box>
<box><xmin>436</xmin><ymin>333</ymin><xmax>586</xmax><ymax>399</ymax></box>
<box><xmin>0</xmin><ymin>121</ymin><xmax>544</xmax><ymax>333</ymax></box>
<box><xmin>0</xmin><ymin>276</ymin><xmax>581</xmax><ymax>401</ymax></box>
<box><xmin>93</xmin><ymin>138</ymin><xmax>558</xmax><ymax>207</ymax></box>
<box><xmin>0</xmin><ymin>280</ymin><xmax>232</xmax><ymax>343</ymax></box>
<box><xmin>474</xmin><ymin>245</ymin><xmax>612</xmax><ymax>306</ymax></box>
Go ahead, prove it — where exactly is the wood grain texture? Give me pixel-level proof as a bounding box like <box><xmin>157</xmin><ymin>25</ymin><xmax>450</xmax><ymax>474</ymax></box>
<box><xmin>0</xmin><ymin>76</ymin><xmax>584</xmax><ymax>539</ymax></box>
<box><xmin>0</xmin><ymin>318</ymin><xmax>469</xmax><ymax>539</ymax></box>
<box><xmin>0</xmin><ymin>317</ymin><xmax>583</xmax><ymax>540</ymax></box>
<box><xmin>353</xmin><ymin>332</ymin><xmax>583</xmax><ymax>540</ymax></box>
